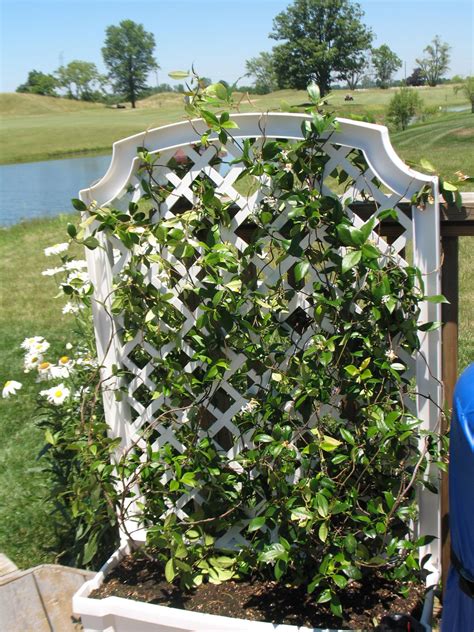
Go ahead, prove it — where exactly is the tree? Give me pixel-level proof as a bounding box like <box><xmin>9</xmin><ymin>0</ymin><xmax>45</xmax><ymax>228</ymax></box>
<box><xmin>245</xmin><ymin>52</ymin><xmax>278</xmax><ymax>94</ymax></box>
<box><xmin>416</xmin><ymin>36</ymin><xmax>450</xmax><ymax>87</ymax></box>
<box><xmin>387</xmin><ymin>87</ymin><xmax>423</xmax><ymax>130</ymax></box>
<box><xmin>339</xmin><ymin>52</ymin><xmax>369</xmax><ymax>90</ymax></box>
<box><xmin>16</xmin><ymin>70</ymin><xmax>58</xmax><ymax>96</ymax></box>
<box><xmin>56</xmin><ymin>60</ymin><xmax>105</xmax><ymax>101</ymax></box>
<box><xmin>371</xmin><ymin>44</ymin><xmax>402</xmax><ymax>89</ymax></box>
<box><xmin>102</xmin><ymin>20</ymin><xmax>157</xmax><ymax>108</ymax></box>
<box><xmin>454</xmin><ymin>76</ymin><xmax>474</xmax><ymax>113</ymax></box>
<box><xmin>269</xmin><ymin>0</ymin><xmax>373</xmax><ymax>96</ymax></box>
<box><xmin>406</xmin><ymin>67</ymin><xmax>425</xmax><ymax>87</ymax></box>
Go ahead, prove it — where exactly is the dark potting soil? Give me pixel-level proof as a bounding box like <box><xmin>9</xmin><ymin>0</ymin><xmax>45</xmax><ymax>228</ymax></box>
<box><xmin>91</xmin><ymin>553</ymin><xmax>426</xmax><ymax>630</ymax></box>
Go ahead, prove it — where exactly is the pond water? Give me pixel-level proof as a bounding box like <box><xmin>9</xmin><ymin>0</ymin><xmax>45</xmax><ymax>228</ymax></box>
<box><xmin>0</xmin><ymin>154</ymin><xmax>111</xmax><ymax>226</ymax></box>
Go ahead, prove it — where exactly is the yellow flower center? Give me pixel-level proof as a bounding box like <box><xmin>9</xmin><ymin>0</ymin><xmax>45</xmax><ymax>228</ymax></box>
<box><xmin>39</xmin><ymin>362</ymin><xmax>51</xmax><ymax>370</ymax></box>
<box><xmin>54</xmin><ymin>390</ymin><xmax>63</xmax><ymax>398</ymax></box>
<box><xmin>5</xmin><ymin>380</ymin><xmax>12</xmax><ymax>387</ymax></box>
<box><xmin>59</xmin><ymin>356</ymin><xmax>69</xmax><ymax>365</ymax></box>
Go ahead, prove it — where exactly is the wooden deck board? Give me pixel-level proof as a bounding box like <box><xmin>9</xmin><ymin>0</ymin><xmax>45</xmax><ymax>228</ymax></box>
<box><xmin>0</xmin><ymin>560</ymin><xmax>93</xmax><ymax>631</ymax></box>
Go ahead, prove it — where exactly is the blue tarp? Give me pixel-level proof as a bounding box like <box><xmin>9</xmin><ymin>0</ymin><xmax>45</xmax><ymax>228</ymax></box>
<box><xmin>442</xmin><ymin>362</ymin><xmax>474</xmax><ymax>631</ymax></box>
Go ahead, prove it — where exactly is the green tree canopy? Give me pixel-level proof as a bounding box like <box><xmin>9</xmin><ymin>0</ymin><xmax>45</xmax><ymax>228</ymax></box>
<box><xmin>245</xmin><ymin>52</ymin><xmax>278</xmax><ymax>94</ymax></box>
<box><xmin>16</xmin><ymin>70</ymin><xmax>59</xmax><ymax>97</ymax></box>
<box><xmin>269</xmin><ymin>0</ymin><xmax>373</xmax><ymax>96</ymax></box>
<box><xmin>56</xmin><ymin>60</ymin><xmax>105</xmax><ymax>101</ymax></box>
<box><xmin>102</xmin><ymin>19</ymin><xmax>157</xmax><ymax>108</ymax></box>
<box><xmin>371</xmin><ymin>44</ymin><xmax>402</xmax><ymax>89</ymax></box>
<box><xmin>416</xmin><ymin>36</ymin><xmax>451</xmax><ymax>87</ymax></box>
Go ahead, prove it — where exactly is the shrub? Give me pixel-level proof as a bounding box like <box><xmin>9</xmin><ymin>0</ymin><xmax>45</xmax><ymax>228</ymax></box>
<box><xmin>387</xmin><ymin>88</ymin><xmax>424</xmax><ymax>130</ymax></box>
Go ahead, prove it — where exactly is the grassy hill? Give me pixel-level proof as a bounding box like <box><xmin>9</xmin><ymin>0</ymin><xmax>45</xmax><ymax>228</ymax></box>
<box><xmin>0</xmin><ymin>87</ymin><xmax>472</xmax><ymax>180</ymax></box>
<box><xmin>0</xmin><ymin>92</ymin><xmax>104</xmax><ymax>116</ymax></box>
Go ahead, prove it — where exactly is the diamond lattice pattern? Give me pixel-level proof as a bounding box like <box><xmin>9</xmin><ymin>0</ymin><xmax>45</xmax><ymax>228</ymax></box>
<box><xmin>103</xmin><ymin>135</ymin><xmax>416</xmax><ymax>544</ymax></box>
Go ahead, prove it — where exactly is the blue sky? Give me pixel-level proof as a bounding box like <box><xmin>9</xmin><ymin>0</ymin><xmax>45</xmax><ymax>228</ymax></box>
<box><xmin>1</xmin><ymin>0</ymin><xmax>473</xmax><ymax>93</ymax></box>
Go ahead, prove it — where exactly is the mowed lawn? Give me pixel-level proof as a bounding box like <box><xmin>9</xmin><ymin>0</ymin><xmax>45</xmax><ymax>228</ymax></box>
<box><xmin>0</xmin><ymin>216</ymin><xmax>78</xmax><ymax>566</ymax></box>
<box><xmin>0</xmin><ymin>84</ymin><xmax>470</xmax><ymax>165</ymax></box>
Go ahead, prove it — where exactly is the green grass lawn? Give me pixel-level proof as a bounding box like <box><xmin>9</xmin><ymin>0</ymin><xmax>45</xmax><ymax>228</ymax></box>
<box><xmin>0</xmin><ymin>215</ymin><xmax>77</xmax><ymax>567</ymax></box>
<box><xmin>0</xmin><ymin>85</ymin><xmax>471</xmax><ymax>165</ymax></box>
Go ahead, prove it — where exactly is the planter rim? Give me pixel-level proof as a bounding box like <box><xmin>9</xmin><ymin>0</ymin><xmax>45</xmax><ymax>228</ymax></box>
<box><xmin>73</xmin><ymin>540</ymin><xmax>434</xmax><ymax>632</ymax></box>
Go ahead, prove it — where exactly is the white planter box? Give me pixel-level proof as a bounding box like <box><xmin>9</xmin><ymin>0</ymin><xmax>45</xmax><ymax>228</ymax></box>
<box><xmin>73</xmin><ymin>541</ymin><xmax>435</xmax><ymax>632</ymax></box>
<box><xmin>73</xmin><ymin>541</ymin><xmax>346</xmax><ymax>632</ymax></box>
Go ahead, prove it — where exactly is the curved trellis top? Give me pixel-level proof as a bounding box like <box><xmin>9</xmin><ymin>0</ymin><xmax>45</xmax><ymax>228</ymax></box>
<box><xmin>80</xmin><ymin>113</ymin><xmax>442</xmax><ymax>582</ymax></box>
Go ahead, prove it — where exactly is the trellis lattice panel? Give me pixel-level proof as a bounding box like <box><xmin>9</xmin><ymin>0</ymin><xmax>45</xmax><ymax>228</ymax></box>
<box><xmin>80</xmin><ymin>113</ymin><xmax>442</xmax><ymax>579</ymax></box>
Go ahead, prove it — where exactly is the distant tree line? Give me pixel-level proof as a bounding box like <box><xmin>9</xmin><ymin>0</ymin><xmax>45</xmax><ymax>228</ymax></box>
<box><xmin>16</xmin><ymin>4</ymin><xmax>458</xmax><ymax>108</ymax></box>
<box><xmin>245</xmin><ymin>0</ymin><xmax>453</xmax><ymax>94</ymax></box>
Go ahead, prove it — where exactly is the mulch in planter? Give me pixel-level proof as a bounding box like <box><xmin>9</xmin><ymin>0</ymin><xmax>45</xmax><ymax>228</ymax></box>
<box><xmin>91</xmin><ymin>552</ymin><xmax>427</xmax><ymax>630</ymax></box>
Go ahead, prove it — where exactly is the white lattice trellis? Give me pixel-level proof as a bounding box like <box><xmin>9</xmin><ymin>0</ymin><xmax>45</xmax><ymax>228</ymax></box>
<box><xmin>80</xmin><ymin>113</ymin><xmax>442</xmax><ymax>582</ymax></box>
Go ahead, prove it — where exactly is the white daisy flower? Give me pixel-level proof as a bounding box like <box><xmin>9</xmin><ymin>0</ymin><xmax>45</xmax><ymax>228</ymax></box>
<box><xmin>64</xmin><ymin>270</ymin><xmax>91</xmax><ymax>295</ymax></box>
<box><xmin>40</xmin><ymin>383</ymin><xmax>70</xmax><ymax>405</ymax></box>
<box><xmin>63</xmin><ymin>259</ymin><xmax>88</xmax><ymax>270</ymax></box>
<box><xmin>62</xmin><ymin>302</ymin><xmax>84</xmax><ymax>315</ymax></box>
<box><xmin>44</xmin><ymin>242</ymin><xmax>69</xmax><ymax>257</ymax></box>
<box><xmin>50</xmin><ymin>365</ymin><xmax>71</xmax><ymax>379</ymax></box>
<box><xmin>24</xmin><ymin>353</ymin><xmax>43</xmax><ymax>372</ymax></box>
<box><xmin>21</xmin><ymin>336</ymin><xmax>45</xmax><ymax>351</ymax></box>
<box><xmin>42</xmin><ymin>266</ymin><xmax>66</xmax><ymax>276</ymax></box>
<box><xmin>2</xmin><ymin>380</ymin><xmax>22</xmax><ymax>398</ymax></box>
<box><xmin>37</xmin><ymin>361</ymin><xmax>53</xmax><ymax>381</ymax></box>
<box><xmin>29</xmin><ymin>339</ymin><xmax>50</xmax><ymax>354</ymax></box>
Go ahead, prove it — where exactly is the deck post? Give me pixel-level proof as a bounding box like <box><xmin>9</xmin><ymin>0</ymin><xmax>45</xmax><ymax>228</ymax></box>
<box><xmin>441</xmin><ymin>234</ymin><xmax>459</xmax><ymax>594</ymax></box>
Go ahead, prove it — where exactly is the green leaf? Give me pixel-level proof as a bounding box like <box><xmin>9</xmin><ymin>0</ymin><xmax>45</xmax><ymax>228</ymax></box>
<box><xmin>333</xmin><ymin>574</ymin><xmax>348</xmax><ymax>589</ymax></box>
<box><xmin>221</xmin><ymin>120</ymin><xmax>239</xmax><ymax>129</ymax></box>
<box><xmin>168</xmin><ymin>70</ymin><xmax>189</xmax><ymax>79</ymax></box>
<box><xmin>71</xmin><ymin>198</ymin><xmax>87</xmax><ymax>211</ymax></box>
<box><xmin>224</xmin><ymin>279</ymin><xmax>242</xmax><ymax>292</ymax></box>
<box><xmin>67</xmin><ymin>223</ymin><xmax>77</xmax><ymax>238</ymax></box>
<box><xmin>255</xmin><ymin>434</ymin><xmax>273</xmax><ymax>443</ymax></box>
<box><xmin>205</xmin><ymin>82</ymin><xmax>228</xmax><ymax>100</ymax></box>
<box><xmin>83</xmin><ymin>236</ymin><xmax>100</xmax><ymax>250</ymax></box>
<box><xmin>320</xmin><ymin>435</ymin><xmax>342</xmax><ymax>452</ymax></box>
<box><xmin>262</xmin><ymin>141</ymin><xmax>280</xmax><ymax>160</ymax></box>
<box><xmin>307</xmin><ymin>82</ymin><xmax>320</xmax><ymax>103</ymax></box>
<box><xmin>45</xmin><ymin>429</ymin><xmax>56</xmax><ymax>446</ymax></box>
<box><xmin>344</xmin><ymin>534</ymin><xmax>357</xmax><ymax>554</ymax></box>
<box><xmin>318</xmin><ymin>522</ymin><xmax>328</xmax><ymax>542</ymax></box>
<box><xmin>330</xmin><ymin>595</ymin><xmax>343</xmax><ymax>618</ymax></box>
<box><xmin>420</xmin><ymin>158</ymin><xmax>436</xmax><ymax>173</ymax></box>
<box><xmin>316</xmin><ymin>588</ymin><xmax>332</xmax><ymax>604</ymax></box>
<box><xmin>82</xmin><ymin>535</ymin><xmax>98</xmax><ymax>565</ymax></box>
<box><xmin>339</xmin><ymin>428</ymin><xmax>355</xmax><ymax>445</ymax></box>
<box><xmin>344</xmin><ymin>364</ymin><xmax>359</xmax><ymax>377</ymax></box>
<box><xmin>180</xmin><ymin>472</ymin><xmax>196</xmax><ymax>487</ymax></box>
<box><xmin>165</xmin><ymin>558</ymin><xmax>176</xmax><ymax>582</ymax></box>
<box><xmin>248</xmin><ymin>516</ymin><xmax>266</xmax><ymax>532</ymax></box>
<box><xmin>442</xmin><ymin>180</ymin><xmax>457</xmax><ymax>192</ymax></box>
<box><xmin>419</xmin><ymin>321</ymin><xmax>441</xmax><ymax>332</ymax></box>
<box><xmin>341</xmin><ymin>249</ymin><xmax>361</xmax><ymax>273</ymax></box>
<box><xmin>294</xmin><ymin>261</ymin><xmax>310</xmax><ymax>282</ymax></box>
<box><xmin>315</xmin><ymin>493</ymin><xmax>329</xmax><ymax>518</ymax></box>
<box><xmin>424</xmin><ymin>294</ymin><xmax>449</xmax><ymax>304</ymax></box>
<box><xmin>290</xmin><ymin>507</ymin><xmax>313</xmax><ymax>522</ymax></box>
<box><xmin>259</xmin><ymin>543</ymin><xmax>288</xmax><ymax>563</ymax></box>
